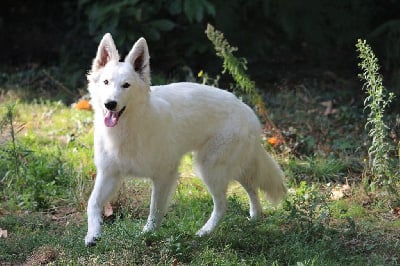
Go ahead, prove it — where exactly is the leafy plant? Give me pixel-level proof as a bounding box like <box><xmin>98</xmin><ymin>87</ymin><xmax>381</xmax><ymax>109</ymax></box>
<box><xmin>205</xmin><ymin>24</ymin><xmax>260</xmax><ymax>110</ymax></box>
<box><xmin>283</xmin><ymin>181</ymin><xmax>331</xmax><ymax>241</ymax></box>
<box><xmin>0</xmin><ymin>103</ymin><xmax>22</xmax><ymax>180</ymax></box>
<box><xmin>80</xmin><ymin>0</ymin><xmax>215</xmax><ymax>45</ymax></box>
<box><xmin>288</xmin><ymin>157</ymin><xmax>347</xmax><ymax>184</ymax></box>
<box><xmin>356</xmin><ymin>39</ymin><xmax>396</xmax><ymax>189</ymax></box>
<box><xmin>197</xmin><ymin>69</ymin><xmax>220</xmax><ymax>88</ymax></box>
<box><xmin>205</xmin><ymin>24</ymin><xmax>283</xmax><ymax>140</ymax></box>
<box><xmin>0</xmin><ymin>103</ymin><xmax>74</xmax><ymax>210</ymax></box>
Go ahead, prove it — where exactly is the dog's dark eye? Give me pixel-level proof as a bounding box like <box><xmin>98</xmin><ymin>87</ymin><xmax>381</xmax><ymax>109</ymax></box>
<box><xmin>122</xmin><ymin>82</ymin><xmax>130</xmax><ymax>88</ymax></box>
<box><xmin>104</xmin><ymin>80</ymin><xmax>109</xmax><ymax>85</ymax></box>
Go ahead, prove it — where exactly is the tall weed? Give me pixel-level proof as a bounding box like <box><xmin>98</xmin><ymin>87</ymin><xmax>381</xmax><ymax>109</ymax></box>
<box><xmin>0</xmin><ymin>104</ymin><xmax>23</xmax><ymax>180</ymax></box>
<box><xmin>205</xmin><ymin>24</ymin><xmax>264</xmax><ymax>115</ymax></box>
<box><xmin>356</xmin><ymin>39</ymin><xmax>397</xmax><ymax>190</ymax></box>
<box><xmin>205</xmin><ymin>24</ymin><xmax>282</xmax><ymax>139</ymax></box>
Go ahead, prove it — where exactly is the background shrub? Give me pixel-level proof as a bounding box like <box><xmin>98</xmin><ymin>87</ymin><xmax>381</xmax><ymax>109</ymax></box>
<box><xmin>1</xmin><ymin>0</ymin><xmax>400</xmax><ymax>90</ymax></box>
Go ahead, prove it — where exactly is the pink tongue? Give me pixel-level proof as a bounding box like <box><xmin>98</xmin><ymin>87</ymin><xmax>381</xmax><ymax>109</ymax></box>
<box><xmin>104</xmin><ymin>110</ymin><xmax>119</xmax><ymax>127</ymax></box>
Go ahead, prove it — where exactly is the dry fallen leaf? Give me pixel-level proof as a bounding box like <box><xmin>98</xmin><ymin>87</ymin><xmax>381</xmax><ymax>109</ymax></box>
<box><xmin>89</xmin><ymin>171</ymin><xmax>97</xmax><ymax>181</ymax></box>
<box><xmin>171</xmin><ymin>258</ymin><xmax>179</xmax><ymax>266</ymax></box>
<box><xmin>391</xmin><ymin>207</ymin><xmax>400</xmax><ymax>217</ymax></box>
<box><xmin>331</xmin><ymin>184</ymin><xmax>351</xmax><ymax>200</ymax></box>
<box><xmin>0</xmin><ymin>228</ymin><xmax>8</xmax><ymax>238</ymax></box>
<box><xmin>320</xmin><ymin>100</ymin><xmax>338</xmax><ymax>116</ymax></box>
<box><xmin>103</xmin><ymin>202</ymin><xmax>114</xmax><ymax>217</ymax></box>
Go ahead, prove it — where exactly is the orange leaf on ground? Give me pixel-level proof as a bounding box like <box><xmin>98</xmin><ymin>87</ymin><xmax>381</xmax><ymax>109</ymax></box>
<box><xmin>75</xmin><ymin>99</ymin><xmax>92</xmax><ymax>111</ymax></box>
<box><xmin>267</xmin><ymin>136</ymin><xmax>284</xmax><ymax>146</ymax></box>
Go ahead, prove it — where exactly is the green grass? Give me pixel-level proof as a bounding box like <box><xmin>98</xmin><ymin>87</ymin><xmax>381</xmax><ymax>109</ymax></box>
<box><xmin>0</xmin><ymin>85</ymin><xmax>399</xmax><ymax>265</ymax></box>
<box><xmin>1</xmin><ymin>183</ymin><xmax>399</xmax><ymax>265</ymax></box>
<box><xmin>0</xmin><ymin>100</ymin><xmax>94</xmax><ymax>210</ymax></box>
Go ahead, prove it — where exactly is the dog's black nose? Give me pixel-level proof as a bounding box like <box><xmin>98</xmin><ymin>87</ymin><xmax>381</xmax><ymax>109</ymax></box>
<box><xmin>104</xmin><ymin>101</ymin><xmax>117</xmax><ymax>111</ymax></box>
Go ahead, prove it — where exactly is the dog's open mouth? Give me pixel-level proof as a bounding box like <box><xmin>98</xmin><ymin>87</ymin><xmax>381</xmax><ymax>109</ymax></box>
<box><xmin>104</xmin><ymin>106</ymin><xmax>126</xmax><ymax>127</ymax></box>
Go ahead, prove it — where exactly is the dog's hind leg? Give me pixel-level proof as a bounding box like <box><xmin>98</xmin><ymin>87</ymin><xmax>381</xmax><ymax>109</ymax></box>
<box><xmin>143</xmin><ymin>169</ymin><xmax>179</xmax><ymax>232</ymax></box>
<box><xmin>196</xmin><ymin>171</ymin><xmax>228</xmax><ymax>237</ymax></box>
<box><xmin>85</xmin><ymin>171</ymin><xmax>122</xmax><ymax>246</ymax></box>
<box><xmin>195</xmin><ymin>162</ymin><xmax>229</xmax><ymax>237</ymax></box>
<box><xmin>238</xmin><ymin>177</ymin><xmax>262</xmax><ymax>219</ymax></box>
<box><xmin>194</xmin><ymin>133</ymin><xmax>250</xmax><ymax>236</ymax></box>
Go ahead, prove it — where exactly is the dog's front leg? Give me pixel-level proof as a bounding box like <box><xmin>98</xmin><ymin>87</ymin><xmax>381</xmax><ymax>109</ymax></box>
<box><xmin>85</xmin><ymin>171</ymin><xmax>121</xmax><ymax>246</ymax></box>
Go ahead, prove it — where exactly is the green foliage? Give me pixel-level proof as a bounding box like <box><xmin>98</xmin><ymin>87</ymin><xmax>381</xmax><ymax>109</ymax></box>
<box><xmin>79</xmin><ymin>0</ymin><xmax>215</xmax><ymax>45</ymax></box>
<box><xmin>283</xmin><ymin>181</ymin><xmax>331</xmax><ymax>241</ymax></box>
<box><xmin>288</xmin><ymin>157</ymin><xmax>347</xmax><ymax>183</ymax></box>
<box><xmin>0</xmin><ymin>103</ymin><xmax>21</xmax><ymax>180</ymax></box>
<box><xmin>3</xmin><ymin>0</ymin><xmax>400</xmax><ymax>90</ymax></box>
<box><xmin>205</xmin><ymin>24</ymin><xmax>267</xmax><ymax>118</ymax></box>
<box><xmin>205</xmin><ymin>25</ymin><xmax>254</xmax><ymax>91</ymax></box>
<box><xmin>268</xmin><ymin>1</ymin><xmax>373</xmax><ymax>48</ymax></box>
<box><xmin>197</xmin><ymin>69</ymin><xmax>220</xmax><ymax>88</ymax></box>
<box><xmin>0</xmin><ymin>103</ymin><xmax>86</xmax><ymax>210</ymax></box>
<box><xmin>356</xmin><ymin>39</ymin><xmax>396</xmax><ymax>189</ymax></box>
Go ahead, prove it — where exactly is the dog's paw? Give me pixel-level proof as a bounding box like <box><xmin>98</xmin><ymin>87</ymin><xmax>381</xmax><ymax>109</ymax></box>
<box><xmin>142</xmin><ymin>227</ymin><xmax>154</xmax><ymax>235</ymax></box>
<box><xmin>85</xmin><ymin>234</ymin><xmax>100</xmax><ymax>247</ymax></box>
<box><xmin>196</xmin><ymin>221</ymin><xmax>217</xmax><ymax>237</ymax></box>
<box><xmin>195</xmin><ymin>228</ymin><xmax>211</xmax><ymax>237</ymax></box>
<box><xmin>142</xmin><ymin>221</ymin><xmax>157</xmax><ymax>233</ymax></box>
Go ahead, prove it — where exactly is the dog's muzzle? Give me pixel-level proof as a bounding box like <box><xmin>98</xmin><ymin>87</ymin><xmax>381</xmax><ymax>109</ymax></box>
<box><xmin>103</xmin><ymin>101</ymin><xmax>126</xmax><ymax>127</ymax></box>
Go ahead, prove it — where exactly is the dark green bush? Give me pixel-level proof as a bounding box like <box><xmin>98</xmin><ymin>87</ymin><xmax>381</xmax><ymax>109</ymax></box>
<box><xmin>2</xmin><ymin>0</ymin><xmax>400</xmax><ymax>89</ymax></box>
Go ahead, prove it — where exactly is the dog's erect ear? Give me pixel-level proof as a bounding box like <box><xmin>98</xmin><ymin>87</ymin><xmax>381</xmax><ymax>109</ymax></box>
<box><xmin>125</xmin><ymin>38</ymin><xmax>150</xmax><ymax>85</ymax></box>
<box><xmin>91</xmin><ymin>33</ymin><xmax>120</xmax><ymax>73</ymax></box>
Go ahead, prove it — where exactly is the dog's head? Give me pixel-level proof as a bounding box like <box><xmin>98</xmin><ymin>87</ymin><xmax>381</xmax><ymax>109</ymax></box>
<box><xmin>87</xmin><ymin>33</ymin><xmax>151</xmax><ymax>127</ymax></box>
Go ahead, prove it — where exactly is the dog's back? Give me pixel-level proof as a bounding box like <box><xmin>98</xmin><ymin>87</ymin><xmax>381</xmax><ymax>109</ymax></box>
<box><xmin>149</xmin><ymin>82</ymin><xmax>261</xmax><ymax>150</ymax></box>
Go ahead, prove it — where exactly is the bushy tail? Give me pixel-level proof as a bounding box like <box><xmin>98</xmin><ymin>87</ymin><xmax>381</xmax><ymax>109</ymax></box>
<box><xmin>255</xmin><ymin>144</ymin><xmax>287</xmax><ymax>205</ymax></box>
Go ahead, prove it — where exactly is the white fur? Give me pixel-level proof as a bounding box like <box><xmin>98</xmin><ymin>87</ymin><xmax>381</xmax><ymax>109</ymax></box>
<box><xmin>84</xmin><ymin>33</ymin><xmax>287</xmax><ymax>246</ymax></box>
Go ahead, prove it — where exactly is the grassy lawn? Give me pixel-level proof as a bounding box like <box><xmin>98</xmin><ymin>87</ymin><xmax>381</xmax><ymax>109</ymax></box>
<box><xmin>1</xmin><ymin>77</ymin><xmax>400</xmax><ymax>265</ymax></box>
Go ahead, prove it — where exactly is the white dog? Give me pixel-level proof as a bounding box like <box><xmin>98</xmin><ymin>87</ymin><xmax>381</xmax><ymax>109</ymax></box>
<box><xmin>85</xmin><ymin>33</ymin><xmax>287</xmax><ymax>246</ymax></box>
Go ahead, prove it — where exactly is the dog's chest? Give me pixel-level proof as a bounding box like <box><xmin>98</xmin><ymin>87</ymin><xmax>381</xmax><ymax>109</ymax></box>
<box><xmin>95</xmin><ymin>131</ymin><xmax>165</xmax><ymax>177</ymax></box>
